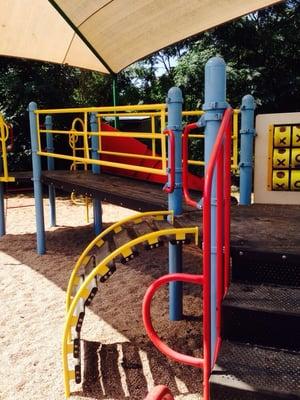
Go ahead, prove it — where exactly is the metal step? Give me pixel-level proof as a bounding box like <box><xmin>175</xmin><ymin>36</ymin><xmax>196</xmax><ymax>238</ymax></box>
<box><xmin>210</xmin><ymin>340</ymin><xmax>300</xmax><ymax>400</ymax></box>
<box><xmin>231</xmin><ymin>249</ymin><xmax>300</xmax><ymax>287</ymax></box>
<box><xmin>222</xmin><ymin>282</ymin><xmax>300</xmax><ymax>350</ymax></box>
<box><xmin>113</xmin><ymin>228</ymin><xmax>139</xmax><ymax>263</ymax></box>
<box><xmin>93</xmin><ymin>240</ymin><xmax>112</xmax><ymax>267</ymax></box>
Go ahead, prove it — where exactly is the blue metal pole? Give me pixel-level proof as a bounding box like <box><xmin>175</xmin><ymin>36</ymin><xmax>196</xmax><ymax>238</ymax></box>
<box><xmin>239</xmin><ymin>95</ymin><xmax>256</xmax><ymax>205</ymax></box>
<box><xmin>45</xmin><ymin>115</ymin><xmax>56</xmax><ymax>227</ymax></box>
<box><xmin>202</xmin><ymin>57</ymin><xmax>227</xmax><ymax>363</ymax></box>
<box><xmin>0</xmin><ymin>182</ymin><xmax>5</xmax><ymax>236</ymax></box>
<box><xmin>29</xmin><ymin>102</ymin><xmax>46</xmax><ymax>254</ymax></box>
<box><xmin>167</xmin><ymin>87</ymin><xmax>183</xmax><ymax>321</ymax></box>
<box><xmin>90</xmin><ymin>112</ymin><xmax>102</xmax><ymax>235</ymax></box>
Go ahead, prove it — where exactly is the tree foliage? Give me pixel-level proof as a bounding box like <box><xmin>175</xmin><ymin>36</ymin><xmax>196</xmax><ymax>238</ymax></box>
<box><xmin>175</xmin><ymin>0</ymin><xmax>300</xmax><ymax>111</ymax></box>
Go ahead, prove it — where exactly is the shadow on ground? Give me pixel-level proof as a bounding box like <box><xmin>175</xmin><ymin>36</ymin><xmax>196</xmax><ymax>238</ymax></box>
<box><xmin>0</xmin><ymin>223</ymin><xmax>203</xmax><ymax>398</ymax></box>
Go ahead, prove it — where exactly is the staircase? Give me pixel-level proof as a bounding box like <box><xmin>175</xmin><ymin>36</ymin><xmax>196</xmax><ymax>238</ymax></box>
<box><xmin>210</xmin><ymin>246</ymin><xmax>300</xmax><ymax>399</ymax></box>
<box><xmin>62</xmin><ymin>210</ymin><xmax>199</xmax><ymax>398</ymax></box>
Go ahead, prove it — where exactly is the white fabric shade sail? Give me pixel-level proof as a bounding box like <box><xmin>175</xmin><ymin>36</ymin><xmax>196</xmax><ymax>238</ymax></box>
<box><xmin>0</xmin><ymin>0</ymin><xmax>282</xmax><ymax>74</ymax></box>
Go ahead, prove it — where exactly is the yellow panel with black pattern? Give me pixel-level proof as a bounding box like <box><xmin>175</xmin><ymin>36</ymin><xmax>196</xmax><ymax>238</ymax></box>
<box><xmin>270</xmin><ymin>125</ymin><xmax>300</xmax><ymax>191</ymax></box>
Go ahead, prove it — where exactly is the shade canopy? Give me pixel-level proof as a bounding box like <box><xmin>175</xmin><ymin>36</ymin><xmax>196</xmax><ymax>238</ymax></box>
<box><xmin>0</xmin><ymin>0</ymin><xmax>281</xmax><ymax>74</ymax></box>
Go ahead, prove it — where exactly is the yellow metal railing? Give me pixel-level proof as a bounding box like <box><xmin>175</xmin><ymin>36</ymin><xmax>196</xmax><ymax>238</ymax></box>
<box><xmin>35</xmin><ymin>104</ymin><xmax>240</xmax><ymax>178</ymax></box>
<box><xmin>0</xmin><ymin>114</ymin><xmax>15</xmax><ymax>183</ymax></box>
<box><xmin>35</xmin><ymin>104</ymin><xmax>168</xmax><ymax>177</ymax></box>
<box><xmin>68</xmin><ymin>117</ymin><xmax>91</xmax><ymax>222</ymax></box>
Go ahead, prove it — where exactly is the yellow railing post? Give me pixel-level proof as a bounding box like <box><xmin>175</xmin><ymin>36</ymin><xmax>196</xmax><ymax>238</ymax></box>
<box><xmin>0</xmin><ymin>114</ymin><xmax>15</xmax><ymax>183</ymax></box>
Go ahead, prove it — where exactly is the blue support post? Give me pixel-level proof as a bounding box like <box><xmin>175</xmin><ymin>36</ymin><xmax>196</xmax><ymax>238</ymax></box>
<box><xmin>29</xmin><ymin>102</ymin><xmax>46</xmax><ymax>254</ymax></box>
<box><xmin>45</xmin><ymin>115</ymin><xmax>56</xmax><ymax>227</ymax></box>
<box><xmin>167</xmin><ymin>87</ymin><xmax>183</xmax><ymax>321</ymax></box>
<box><xmin>90</xmin><ymin>112</ymin><xmax>102</xmax><ymax>235</ymax></box>
<box><xmin>239</xmin><ymin>95</ymin><xmax>256</xmax><ymax>205</ymax></box>
<box><xmin>0</xmin><ymin>182</ymin><xmax>5</xmax><ymax>236</ymax></box>
<box><xmin>202</xmin><ymin>57</ymin><xmax>227</xmax><ymax>363</ymax></box>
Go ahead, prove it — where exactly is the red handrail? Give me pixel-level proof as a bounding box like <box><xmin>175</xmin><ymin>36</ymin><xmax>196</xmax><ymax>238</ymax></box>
<box><xmin>144</xmin><ymin>385</ymin><xmax>174</xmax><ymax>400</ymax></box>
<box><xmin>142</xmin><ymin>273</ymin><xmax>204</xmax><ymax>368</ymax></box>
<box><xmin>182</xmin><ymin>123</ymin><xmax>202</xmax><ymax>208</ymax></box>
<box><xmin>163</xmin><ymin>129</ymin><xmax>175</xmax><ymax>194</ymax></box>
<box><xmin>143</xmin><ymin>108</ymin><xmax>233</xmax><ymax>400</ymax></box>
<box><xmin>202</xmin><ymin>107</ymin><xmax>232</xmax><ymax>370</ymax></box>
<box><xmin>223</xmin><ymin>117</ymin><xmax>232</xmax><ymax>294</ymax></box>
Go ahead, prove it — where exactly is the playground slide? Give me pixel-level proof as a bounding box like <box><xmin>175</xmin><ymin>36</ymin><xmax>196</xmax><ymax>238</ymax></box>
<box><xmin>100</xmin><ymin>122</ymin><xmax>204</xmax><ymax>191</ymax></box>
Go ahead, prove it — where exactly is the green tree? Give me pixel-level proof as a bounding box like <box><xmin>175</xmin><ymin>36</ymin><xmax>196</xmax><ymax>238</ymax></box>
<box><xmin>174</xmin><ymin>0</ymin><xmax>300</xmax><ymax>112</ymax></box>
<box><xmin>0</xmin><ymin>59</ymin><xmax>141</xmax><ymax>170</ymax></box>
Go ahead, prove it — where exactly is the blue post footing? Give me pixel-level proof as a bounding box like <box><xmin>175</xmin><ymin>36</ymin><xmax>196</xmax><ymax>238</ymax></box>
<box><xmin>45</xmin><ymin>115</ymin><xmax>56</xmax><ymax>227</ymax></box>
<box><xmin>29</xmin><ymin>102</ymin><xmax>46</xmax><ymax>254</ymax></box>
<box><xmin>48</xmin><ymin>184</ymin><xmax>56</xmax><ymax>227</ymax></box>
<box><xmin>93</xmin><ymin>198</ymin><xmax>102</xmax><ymax>236</ymax></box>
<box><xmin>0</xmin><ymin>183</ymin><xmax>5</xmax><ymax>236</ymax></box>
<box><xmin>167</xmin><ymin>87</ymin><xmax>183</xmax><ymax>321</ymax></box>
<box><xmin>239</xmin><ymin>95</ymin><xmax>256</xmax><ymax>205</ymax></box>
<box><xmin>168</xmin><ymin>242</ymin><xmax>183</xmax><ymax>320</ymax></box>
<box><xmin>203</xmin><ymin>56</ymin><xmax>227</xmax><ymax>363</ymax></box>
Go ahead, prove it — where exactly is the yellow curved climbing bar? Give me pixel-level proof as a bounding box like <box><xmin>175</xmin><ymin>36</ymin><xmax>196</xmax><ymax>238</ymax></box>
<box><xmin>62</xmin><ymin>225</ymin><xmax>198</xmax><ymax>398</ymax></box>
<box><xmin>66</xmin><ymin>210</ymin><xmax>174</xmax><ymax>311</ymax></box>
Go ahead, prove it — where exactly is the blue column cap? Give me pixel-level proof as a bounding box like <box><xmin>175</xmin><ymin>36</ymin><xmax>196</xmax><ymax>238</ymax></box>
<box><xmin>241</xmin><ymin>94</ymin><xmax>256</xmax><ymax>110</ymax></box>
<box><xmin>28</xmin><ymin>101</ymin><xmax>37</xmax><ymax>111</ymax></box>
<box><xmin>205</xmin><ymin>56</ymin><xmax>226</xmax><ymax>69</ymax></box>
<box><xmin>166</xmin><ymin>87</ymin><xmax>183</xmax><ymax>104</ymax></box>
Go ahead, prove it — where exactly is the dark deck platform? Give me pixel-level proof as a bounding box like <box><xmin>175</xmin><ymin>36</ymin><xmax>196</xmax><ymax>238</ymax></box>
<box><xmin>42</xmin><ymin>170</ymin><xmax>182</xmax><ymax>212</ymax></box>
<box><xmin>41</xmin><ymin>170</ymin><xmax>300</xmax><ymax>257</ymax></box>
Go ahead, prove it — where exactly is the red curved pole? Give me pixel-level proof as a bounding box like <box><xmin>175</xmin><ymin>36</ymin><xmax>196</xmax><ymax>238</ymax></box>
<box><xmin>182</xmin><ymin>123</ymin><xmax>201</xmax><ymax>208</ymax></box>
<box><xmin>224</xmin><ymin>118</ymin><xmax>232</xmax><ymax>294</ymax></box>
<box><xmin>163</xmin><ymin>129</ymin><xmax>175</xmax><ymax>193</ymax></box>
<box><xmin>202</xmin><ymin>107</ymin><xmax>233</xmax><ymax>389</ymax></box>
<box><xmin>142</xmin><ymin>273</ymin><xmax>204</xmax><ymax>368</ymax></box>
<box><xmin>144</xmin><ymin>385</ymin><xmax>174</xmax><ymax>400</ymax></box>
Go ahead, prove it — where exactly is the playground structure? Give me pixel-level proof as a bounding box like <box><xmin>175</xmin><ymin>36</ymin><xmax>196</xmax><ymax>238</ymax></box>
<box><xmin>0</xmin><ymin>55</ymin><xmax>298</xmax><ymax>400</ymax></box>
<box><xmin>26</xmin><ymin>102</ymin><xmax>241</xmax><ymax>248</ymax></box>
<box><xmin>0</xmin><ymin>54</ymin><xmax>300</xmax><ymax>400</ymax></box>
<box><xmin>0</xmin><ymin>2</ymin><xmax>297</xmax><ymax>399</ymax></box>
<box><xmin>26</xmin><ymin>56</ymin><xmax>258</xmax><ymax>400</ymax></box>
<box><xmin>38</xmin><ymin>57</ymin><xmax>298</xmax><ymax>400</ymax></box>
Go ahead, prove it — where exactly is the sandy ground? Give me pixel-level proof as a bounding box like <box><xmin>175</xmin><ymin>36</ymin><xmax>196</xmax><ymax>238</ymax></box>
<box><xmin>0</xmin><ymin>195</ymin><xmax>203</xmax><ymax>400</ymax></box>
